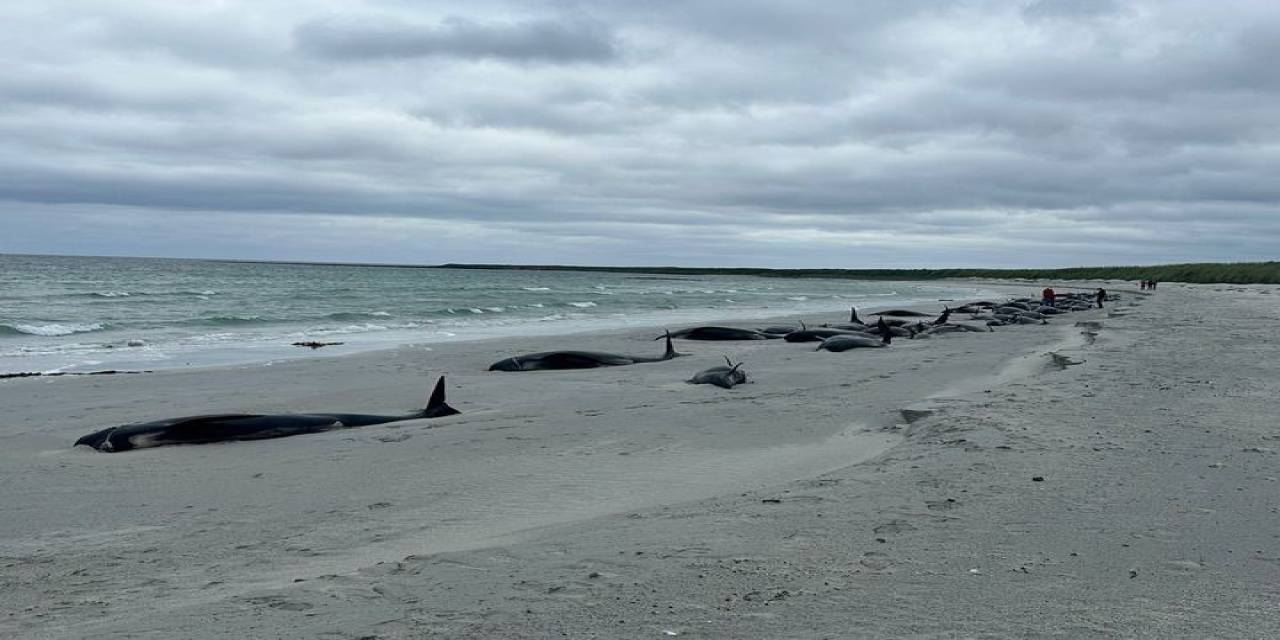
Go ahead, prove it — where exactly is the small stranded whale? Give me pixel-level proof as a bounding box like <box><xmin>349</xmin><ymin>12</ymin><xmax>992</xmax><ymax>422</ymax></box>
<box><xmin>874</xmin><ymin>317</ymin><xmax>917</xmax><ymax>338</ymax></box>
<box><xmin>688</xmin><ymin>357</ymin><xmax>747</xmax><ymax>389</ymax></box>
<box><xmin>665</xmin><ymin>326</ymin><xmax>777</xmax><ymax>341</ymax></box>
<box><xmin>489</xmin><ymin>332</ymin><xmax>683</xmax><ymax>371</ymax></box>
<box><xmin>784</xmin><ymin>322</ymin><xmax>875</xmax><ymax>343</ymax></box>
<box><xmin>816</xmin><ymin>332</ymin><xmax>891</xmax><ymax>352</ymax></box>
<box><xmin>74</xmin><ymin>376</ymin><xmax>460</xmax><ymax>452</ymax></box>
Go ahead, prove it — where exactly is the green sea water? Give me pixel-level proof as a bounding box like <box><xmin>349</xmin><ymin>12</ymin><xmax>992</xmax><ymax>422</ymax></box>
<box><xmin>0</xmin><ymin>254</ymin><xmax>993</xmax><ymax>373</ymax></box>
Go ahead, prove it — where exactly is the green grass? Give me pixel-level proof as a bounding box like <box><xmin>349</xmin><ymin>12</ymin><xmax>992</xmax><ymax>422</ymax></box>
<box><xmin>437</xmin><ymin>261</ymin><xmax>1280</xmax><ymax>284</ymax></box>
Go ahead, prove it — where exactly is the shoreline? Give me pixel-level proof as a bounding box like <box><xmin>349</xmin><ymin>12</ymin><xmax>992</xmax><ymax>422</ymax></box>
<box><xmin>7</xmin><ymin>282</ymin><xmax>1278</xmax><ymax>638</ymax></box>
<box><xmin>2</xmin><ymin>279</ymin><xmax>1005</xmax><ymax>377</ymax></box>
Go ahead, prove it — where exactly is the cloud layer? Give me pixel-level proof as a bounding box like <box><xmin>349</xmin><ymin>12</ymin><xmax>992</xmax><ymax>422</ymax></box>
<box><xmin>1</xmin><ymin>0</ymin><xmax>1277</xmax><ymax>267</ymax></box>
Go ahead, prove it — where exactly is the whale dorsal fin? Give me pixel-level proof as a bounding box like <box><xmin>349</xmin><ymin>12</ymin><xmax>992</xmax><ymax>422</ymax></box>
<box><xmin>424</xmin><ymin>376</ymin><xmax>461</xmax><ymax>418</ymax></box>
<box><xmin>661</xmin><ymin>331</ymin><xmax>681</xmax><ymax>360</ymax></box>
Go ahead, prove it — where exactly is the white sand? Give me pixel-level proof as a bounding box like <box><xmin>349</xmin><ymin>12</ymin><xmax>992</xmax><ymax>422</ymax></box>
<box><xmin>4</xmin><ymin>282</ymin><xmax>1280</xmax><ymax>639</ymax></box>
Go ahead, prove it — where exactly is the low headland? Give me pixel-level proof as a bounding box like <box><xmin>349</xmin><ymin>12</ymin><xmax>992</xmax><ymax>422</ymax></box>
<box><xmin>437</xmin><ymin>260</ymin><xmax>1280</xmax><ymax>284</ymax></box>
<box><xmin>206</xmin><ymin>255</ymin><xmax>1280</xmax><ymax>285</ymax></box>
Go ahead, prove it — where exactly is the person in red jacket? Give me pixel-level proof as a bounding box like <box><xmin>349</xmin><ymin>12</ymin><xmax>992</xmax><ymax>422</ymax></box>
<box><xmin>1041</xmin><ymin>287</ymin><xmax>1056</xmax><ymax>307</ymax></box>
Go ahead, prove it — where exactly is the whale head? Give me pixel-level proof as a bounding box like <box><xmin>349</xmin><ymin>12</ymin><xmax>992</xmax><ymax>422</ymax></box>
<box><xmin>488</xmin><ymin>357</ymin><xmax>524</xmax><ymax>372</ymax></box>
<box><xmin>74</xmin><ymin>427</ymin><xmax>117</xmax><ymax>452</ymax></box>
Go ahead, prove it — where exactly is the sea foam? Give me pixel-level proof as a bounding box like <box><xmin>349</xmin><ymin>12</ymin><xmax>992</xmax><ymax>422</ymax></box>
<box><xmin>2</xmin><ymin>322</ymin><xmax>107</xmax><ymax>337</ymax></box>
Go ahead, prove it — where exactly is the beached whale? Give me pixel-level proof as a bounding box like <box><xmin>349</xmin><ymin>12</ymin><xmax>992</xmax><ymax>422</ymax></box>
<box><xmin>489</xmin><ymin>333</ymin><xmax>683</xmax><ymax>371</ymax></box>
<box><xmin>665</xmin><ymin>326</ymin><xmax>778</xmax><ymax>341</ymax></box>
<box><xmin>759</xmin><ymin>325</ymin><xmax>800</xmax><ymax>336</ymax></box>
<box><xmin>687</xmin><ymin>357</ymin><xmax>747</xmax><ymax>389</ymax></box>
<box><xmin>74</xmin><ymin>376</ymin><xmax>460</xmax><ymax>452</ymax></box>
<box><xmin>816</xmin><ymin>333</ymin><xmax>891</xmax><ymax>352</ymax></box>
<box><xmin>918</xmin><ymin>323</ymin><xmax>992</xmax><ymax>337</ymax></box>
<box><xmin>871</xmin><ymin>309</ymin><xmax>932</xmax><ymax>317</ymax></box>
<box><xmin>783</xmin><ymin>324</ymin><xmax>877</xmax><ymax>343</ymax></box>
<box><xmin>872</xmin><ymin>316</ymin><xmax>915</xmax><ymax>327</ymax></box>
<box><xmin>872</xmin><ymin>317</ymin><xmax>918</xmax><ymax>338</ymax></box>
<box><xmin>822</xmin><ymin>322</ymin><xmax>873</xmax><ymax>332</ymax></box>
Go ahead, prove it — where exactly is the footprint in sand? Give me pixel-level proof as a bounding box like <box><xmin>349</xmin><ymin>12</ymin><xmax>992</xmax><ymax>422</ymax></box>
<box><xmin>243</xmin><ymin>595</ymin><xmax>314</xmax><ymax>611</ymax></box>
<box><xmin>873</xmin><ymin>520</ymin><xmax>917</xmax><ymax>535</ymax></box>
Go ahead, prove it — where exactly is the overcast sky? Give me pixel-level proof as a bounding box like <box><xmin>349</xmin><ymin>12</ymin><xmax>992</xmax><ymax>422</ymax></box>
<box><xmin>1</xmin><ymin>0</ymin><xmax>1276</xmax><ymax>268</ymax></box>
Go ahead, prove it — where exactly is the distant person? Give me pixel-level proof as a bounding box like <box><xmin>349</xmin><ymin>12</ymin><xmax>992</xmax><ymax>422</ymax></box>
<box><xmin>1150</xmin><ymin>280</ymin><xmax>1157</xmax><ymax>290</ymax></box>
<box><xmin>1139</xmin><ymin>280</ymin><xmax>1147</xmax><ymax>290</ymax></box>
<box><xmin>1095</xmin><ymin>287</ymin><xmax>1107</xmax><ymax>308</ymax></box>
<box><xmin>1041</xmin><ymin>287</ymin><xmax>1056</xmax><ymax>307</ymax></box>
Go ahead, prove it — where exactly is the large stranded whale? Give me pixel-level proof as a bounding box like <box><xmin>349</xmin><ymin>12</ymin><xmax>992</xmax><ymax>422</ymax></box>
<box><xmin>74</xmin><ymin>376</ymin><xmax>460</xmax><ymax>452</ymax></box>
<box><xmin>489</xmin><ymin>332</ymin><xmax>683</xmax><ymax>371</ymax></box>
<box><xmin>871</xmin><ymin>309</ymin><xmax>932</xmax><ymax>318</ymax></box>
<box><xmin>665</xmin><ymin>326</ymin><xmax>778</xmax><ymax>340</ymax></box>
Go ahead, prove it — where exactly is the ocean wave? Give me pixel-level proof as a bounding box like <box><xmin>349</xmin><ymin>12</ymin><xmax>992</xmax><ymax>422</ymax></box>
<box><xmin>182</xmin><ymin>315</ymin><xmax>269</xmax><ymax>326</ymax></box>
<box><xmin>567</xmin><ymin>301</ymin><xmax>598</xmax><ymax>308</ymax></box>
<box><xmin>70</xmin><ymin>289</ymin><xmax>218</xmax><ymax>299</ymax></box>
<box><xmin>325</xmin><ymin>311</ymin><xmax>394</xmax><ymax>321</ymax></box>
<box><xmin>289</xmin><ymin>321</ymin><xmax>430</xmax><ymax>337</ymax></box>
<box><xmin>522</xmin><ymin>287</ymin><xmax>550</xmax><ymax>291</ymax></box>
<box><xmin>0</xmin><ymin>322</ymin><xmax>108</xmax><ymax>337</ymax></box>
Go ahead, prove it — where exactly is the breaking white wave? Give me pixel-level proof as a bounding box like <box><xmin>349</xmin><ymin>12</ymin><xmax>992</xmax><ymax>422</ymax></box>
<box><xmin>3</xmin><ymin>322</ymin><xmax>107</xmax><ymax>337</ymax></box>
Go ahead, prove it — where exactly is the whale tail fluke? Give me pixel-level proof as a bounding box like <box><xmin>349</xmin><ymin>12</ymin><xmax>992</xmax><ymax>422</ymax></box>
<box><xmin>423</xmin><ymin>376</ymin><xmax>461</xmax><ymax>418</ymax></box>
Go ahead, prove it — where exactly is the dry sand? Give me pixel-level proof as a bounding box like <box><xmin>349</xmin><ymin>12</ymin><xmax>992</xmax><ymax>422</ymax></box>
<box><xmin>3</xmin><ymin>282</ymin><xmax>1279</xmax><ymax>639</ymax></box>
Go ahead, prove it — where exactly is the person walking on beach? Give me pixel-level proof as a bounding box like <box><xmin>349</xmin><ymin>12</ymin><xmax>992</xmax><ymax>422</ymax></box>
<box><xmin>1041</xmin><ymin>287</ymin><xmax>1056</xmax><ymax>307</ymax></box>
<box><xmin>1139</xmin><ymin>280</ymin><xmax>1147</xmax><ymax>290</ymax></box>
<box><xmin>1095</xmin><ymin>287</ymin><xmax>1107</xmax><ymax>308</ymax></box>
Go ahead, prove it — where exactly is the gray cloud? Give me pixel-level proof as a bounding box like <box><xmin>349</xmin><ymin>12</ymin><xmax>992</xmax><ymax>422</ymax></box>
<box><xmin>0</xmin><ymin>1</ymin><xmax>1277</xmax><ymax>268</ymax></box>
<box><xmin>294</xmin><ymin>16</ymin><xmax>618</xmax><ymax>63</ymax></box>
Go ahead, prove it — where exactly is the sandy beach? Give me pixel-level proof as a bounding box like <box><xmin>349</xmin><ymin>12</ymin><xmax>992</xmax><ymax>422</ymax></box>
<box><xmin>4</xmin><ymin>281</ymin><xmax>1280</xmax><ymax>639</ymax></box>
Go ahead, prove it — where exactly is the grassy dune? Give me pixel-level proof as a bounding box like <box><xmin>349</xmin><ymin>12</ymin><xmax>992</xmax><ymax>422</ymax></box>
<box><xmin>439</xmin><ymin>261</ymin><xmax>1280</xmax><ymax>284</ymax></box>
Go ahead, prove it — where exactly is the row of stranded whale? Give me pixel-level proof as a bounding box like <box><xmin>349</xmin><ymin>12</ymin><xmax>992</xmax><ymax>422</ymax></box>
<box><xmin>74</xmin><ymin>291</ymin><xmax>1104</xmax><ymax>452</ymax></box>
